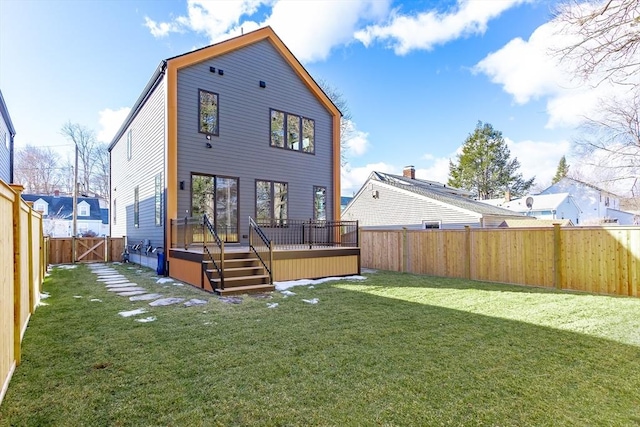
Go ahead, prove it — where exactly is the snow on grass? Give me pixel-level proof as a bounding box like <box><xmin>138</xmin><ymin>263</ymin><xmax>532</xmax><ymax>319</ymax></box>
<box><xmin>267</xmin><ymin>303</ymin><xmax>279</xmax><ymax>309</ymax></box>
<box><xmin>40</xmin><ymin>292</ymin><xmax>50</xmax><ymax>299</ymax></box>
<box><xmin>275</xmin><ymin>275</ymin><xmax>367</xmax><ymax>291</ymax></box>
<box><xmin>73</xmin><ymin>296</ymin><xmax>83</xmax><ymax>299</ymax></box>
<box><xmin>156</xmin><ymin>278</ymin><xmax>174</xmax><ymax>284</ymax></box>
<box><xmin>90</xmin><ymin>299</ymin><xmax>103</xmax><ymax>302</ymax></box>
<box><xmin>135</xmin><ymin>316</ymin><xmax>157</xmax><ymax>323</ymax></box>
<box><xmin>302</xmin><ymin>298</ymin><xmax>319</xmax><ymax>304</ymax></box>
<box><xmin>53</xmin><ymin>265</ymin><xmax>77</xmax><ymax>270</ymax></box>
<box><xmin>118</xmin><ymin>308</ymin><xmax>147</xmax><ymax>318</ymax></box>
<box><xmin>280</xmin><ymin>290</ymin><xmax>296</xmax><ymax>297</ymax></box>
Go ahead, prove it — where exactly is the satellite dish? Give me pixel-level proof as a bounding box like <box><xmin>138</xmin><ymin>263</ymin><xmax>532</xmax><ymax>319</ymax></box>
<box><xmin>525</xmin><ymin>197</ymin><xmax>534</xmax><ymax>209</ymax></box>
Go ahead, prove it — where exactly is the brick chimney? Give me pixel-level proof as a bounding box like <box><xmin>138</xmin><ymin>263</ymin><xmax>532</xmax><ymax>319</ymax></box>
<box><xmin>403</xmin><ymin>165</ymin><xmax>415</xmax><ymax>179</ymax></box>
<box><xmin>54</xmin><ymin>189</ymin><xmax>60</xmax><ymax>197</ymax></box>
<box><xmin>504</xmin><ymin>189</ymin><xmax>511</xmax><ymax>202</ymax></box>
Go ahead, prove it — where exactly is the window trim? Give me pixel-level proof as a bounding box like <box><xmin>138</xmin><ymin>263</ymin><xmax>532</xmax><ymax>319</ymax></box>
<box><xmin>255</xmin><ymin>179</ymin><xmax>289</xmax><ymax>223</ymax></box>
<box><xmin>78</xmin><ymin>202</ymin><xmax>89</xmax><ymax>217</ymax></box>
<box><xmin>269</xmin><ymin>108</ymin><xmax>315</xmax><ymax>155</ymax></box>
<box><xmin>313</xmin><ymin>186</ymin><xmax>327</xmax><ymax>221</ymax></box>
<box><xmin>198</xmin><ymin>88</ymin><xmax>220</xmax><ymax>136</ymax></box>
<box><xmin>422</xmin><ymin>220</ymin><xmax>441</xmax><ymax>230</ymax></box>
<box><xmin>134</xmin><ymin>186</ymin><xmax>139</xmax><ymax>228</ymax></box>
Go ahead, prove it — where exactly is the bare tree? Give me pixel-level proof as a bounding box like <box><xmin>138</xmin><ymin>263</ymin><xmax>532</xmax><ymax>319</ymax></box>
<box><xmin>14</xmin><ymin>145</ymin><xmax>63</xmax><ymax>193</ymax></box>
<box><xmin>91</xmin><ymin>143</ymin><xmax>110</xmax><ymax>198</ymax></box>
<box><xmin>317</xmin><ymin>79</ymin><xmax>353</xmax><ymax>166</ymax></box>
<box><xmin>554</xmin><ymin>0</ymin><xmax>640</xmax><ymax>87</ymax></box>
<box><xmin>60</xmin><ymin>122</ymin><xmax>98</xmax><ymax>195</ymax></box>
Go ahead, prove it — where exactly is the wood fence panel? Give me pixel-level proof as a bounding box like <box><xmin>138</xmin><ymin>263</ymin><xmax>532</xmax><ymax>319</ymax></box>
<box><xmin>0</xmin><ymin>183</ymin><xmax>15</xmax><ymax>404</ymax></box>
<box><xmin>362</xmin><ymin>227</ymin><xmax>640</xmax><ymax>299</ymax></box>
<box><xmin>47</xmin><ymin>237</ymin><xmax>125</xmax><ymax>264</ymax></box>
<box><xmin>110</xmin><ymin>238</ymin><xmax>124</xmax><ymax>262</ymax></box>
<box><xmin>30</xmin><ymin>209</ymin><xmax>42</xmax><ymax>309</ymax></box>
<box><xmin>19</xmin><ymin>204</ymin><xmax>30</xmax><ymax>339</ymax></box>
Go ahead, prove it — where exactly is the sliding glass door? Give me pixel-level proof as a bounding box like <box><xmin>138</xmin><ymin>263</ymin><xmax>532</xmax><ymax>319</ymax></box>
<box><xmin>191</xmin><ymin>174</ymin><xmax>238</xmax><ymax>243</ymax></box>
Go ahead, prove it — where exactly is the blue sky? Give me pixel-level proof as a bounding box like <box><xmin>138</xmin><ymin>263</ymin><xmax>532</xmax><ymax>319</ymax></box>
<box><xmin>1</xmin><ymin>0</ymin><xmax>619</xmax><ymax>196</ymax></box>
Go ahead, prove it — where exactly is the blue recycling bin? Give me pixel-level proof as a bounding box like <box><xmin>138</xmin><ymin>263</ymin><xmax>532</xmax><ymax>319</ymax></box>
<box><xmin>156</xmin><ymin>251</ymin><xmax>165</xmax><ymax>275</ymax></box>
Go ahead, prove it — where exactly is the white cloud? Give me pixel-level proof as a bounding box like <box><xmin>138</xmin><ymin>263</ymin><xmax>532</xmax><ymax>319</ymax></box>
<box><xmin>505</xmin><ymin>137</ymin><xmax>571</xmax><ymax>186</ymax></box>
<box><xmin>415</xmin><ymin>157</ymin><xmax>451</xmax><ymax>184</ymax></box>
<box><xmin>145</xmin><ymin>0</ymin><xmax>391</xmax><ymax>63</ymax></box>
<box><xmin>354</xmin><ymin>0</ymin><xmax>529</xmax><ymax>54</ymax></box>
<box><xmin>343</xmin><ymin>120</ymin><xmax>370</xmax><ymax>157</ymax></box>
<box><xmin>97</xmin><ymin>107</ymin><xmax>131</xmax><ymax>143</ymax></box>
<box><xmin>341</xmin><ymin>162</ymin><xmax>394</xmax><ymax>196</ymax></box>
<box><xmin>474</xmin><ymin>13</ymin><xmax>639</xmax><ymax>129</ymax></box>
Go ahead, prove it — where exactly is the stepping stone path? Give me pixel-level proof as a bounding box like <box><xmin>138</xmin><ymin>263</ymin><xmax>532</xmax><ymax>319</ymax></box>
<box><xmin>86</xmin><ymin>263</ymin><xmax>210</xmax><ymax>323</ymax></box>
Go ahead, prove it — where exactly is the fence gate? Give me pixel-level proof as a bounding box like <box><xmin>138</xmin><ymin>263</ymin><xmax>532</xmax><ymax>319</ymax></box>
<box><xmin>76</xmin><ymin>238</ymin><xmax>106</xmax><ymax>263</ymax></box>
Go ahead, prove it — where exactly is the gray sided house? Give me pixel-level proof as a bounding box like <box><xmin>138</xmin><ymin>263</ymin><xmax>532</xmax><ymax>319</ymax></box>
<box><xmin>0</xmin><ymin>90</ymin><xmax>16</xmax><ymax>184</ymax></box>
<box><xmin>342</xmin><ymin>167</ymin><xmax>524</xmax><ymax>229</ymax></box>
<box><xmin>109</xmin><ymin>27</ymin><xmax>341</xmax><ymax>270</ymax></box>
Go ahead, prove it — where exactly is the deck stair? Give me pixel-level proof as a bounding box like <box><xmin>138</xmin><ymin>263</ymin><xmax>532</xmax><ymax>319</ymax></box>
<box><xmin>203</xmin><ymin>250</ymin><xmax>274</xmax><ymax>295</ymax></box>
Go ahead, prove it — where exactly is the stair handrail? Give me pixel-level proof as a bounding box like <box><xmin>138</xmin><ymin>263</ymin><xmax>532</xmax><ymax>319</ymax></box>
<box><xmin>202</xmin><ymin>214</ymin><xmax>224</xmax><ymax>290</ymax></box>
<box><xmin>249</xmin><ymin>216</ymin><xmax>273</xmax><ymax>284</ymax></box>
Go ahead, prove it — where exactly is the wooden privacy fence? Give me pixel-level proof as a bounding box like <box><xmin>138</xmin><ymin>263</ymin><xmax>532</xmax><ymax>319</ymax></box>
<box><xmin>48</xmin><ymin>237</ymin><xmax>124</xmax><ymax>264</ymax></box>
<box><xmin>1</xmin><ymin>184</ymin><xmax>45</xmax><ymax>406</ymax></box>
<box><xmin>360</xmin><ymin>225</ymin><xmax>640</xmax><ymax>298</ymax></box>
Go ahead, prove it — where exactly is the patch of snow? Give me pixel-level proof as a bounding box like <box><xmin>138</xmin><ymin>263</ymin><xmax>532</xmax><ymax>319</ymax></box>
<box><xmin>118</xmin><ymin>308</ymin><xmax>147</xmax><ymax>317</ymax></box>
<box><xmin>149</xmin><ymin>297</ymin><xmax>184</xmax><ymax>307</ymax></box>
<box><xmin>129</xmin><ymin>293</ymin><xmax>163</xmax><ymax>301</ymax></box>
<box><xmin>73</xmin><ymin>295</ymin><xmax>83</xmax><ymax>299</ymax></box>
<box><xmin>184</xmin><ymin>299</ymin><xmax>208</xmax><ymax>307</ymax></box>
<box><xmin>40</xmin><ymin>292</ymin><xmax>50</xmax><ymax>299</ymax></box>
<box><xmin>156</xmin><ymin>278</ymin><xmax>174</xmax><ymax>284</ymax></box>
<box><xmin>172</xmin><ymin>282</ymin><xmax>184</xmax><ymax>287</ymax></box>
<box><xmin>54</xmin><ymin>265</ymin><xmax>77</xmax><ymax>270</ymax></box>
<box><xmin>135</xmin><ymin>316</ymin><xmax>156</xmax><ymax>323</ymax></box>
<box><xmin>267</xmin><ymin>303</ymin><xmax>279</xmax><ymax>309</ymax></box>
<box><xmin>361</xmin><ymin>268</ymin><xmax>378</xmax><ymax>274</ymax></box>
<box><xmin>37</xmin><ymin>301</ymin><xmax>49</xmax><ymax>307</ymax></box>
<box><xmin>203</xmin><ymin>322</ymin><xmax>211</xmax><ymax>325</ymax></box>
<box><xmin>136</xmin><ymin>270</ymin><xmax>143</xmax><ymax>273</ymax></box>
<box><xmin>302</xmin><ymin>298</ymin><xmax>319</xmax><ymax>304</ymax></box>
<box><xmin>275</xmin><ymin>275</ymin><xmax>366</xmax><ymax>291</ymax></box>
<box><xmin>308</xmin><ymin>286</ymin><xmax>315</xmax><ymax>289</ymax></box>
<box><xmin>219</xmin><ymin>296</ymin><xmax>242</xmax><ymax>304</ymax></box>
<box><xmin>90</xmin><ymin>298</ymin><xmax>102</xmax><ymax>302</ymax></box>
<box><xmin>280</xmin><ymin>290</ymin><xmax>296</xmax><ymax>296</ymax></box>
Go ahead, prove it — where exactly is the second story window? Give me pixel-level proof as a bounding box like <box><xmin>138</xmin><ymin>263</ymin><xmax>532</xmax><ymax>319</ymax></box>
<box><xmin>270</xmin><ymin>109</ymin><xmax>314</xmax><ymax>154</ymax></box>
<box><xmin>199</xmin><ymin>89</ymin><xmax>219</xmax><ymax>136</ymax></box>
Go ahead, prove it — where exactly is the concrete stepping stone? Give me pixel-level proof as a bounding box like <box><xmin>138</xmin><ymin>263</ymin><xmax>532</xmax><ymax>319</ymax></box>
<box><xmin>97</xmin><ymin>275</ymin><xmax>126</xmax><ymax>280</ymax></box>
<box><xmin>219</xmin><ymin>296</ymin><xmax>243</xmax><ymax>304</ymax></box>
<box><xmin>108</xmin><ymin>286</ymin><xmax>145</xmax><ymax>293</ymax></box>
<box><xmin>129</xmin><ymin>293</ymin><xmax>163</xmax><ymax>301</ymax></box>
<box><xmin>117</xmin><ymin>290</ymin><xmax>147</xmax><ymax>297</ymax></box>
<box><xmin>92</xmin><ymin>269</ymin><xmax>117</xmax><ymax>274</ymax></box>
<box><xmin>149</xmin><ymin>297</ymin><xmax>184</xmax><ymax>307</ymax></box>
<box><xmin>105</xmin><ymin>283</ymin><xmax>137</xmax><ymax>288</ymax></box>
<box><xmin>184</xmin><ymin>298</ymin><xmax>208</xmax><ymax>307</ymax></box>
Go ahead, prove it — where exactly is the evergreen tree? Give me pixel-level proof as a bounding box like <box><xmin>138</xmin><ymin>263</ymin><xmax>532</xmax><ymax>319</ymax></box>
<box><xmin>552</xmin><ymin>155</ymin><xmax>569</xmax><ymax>184</ymax></box>
<box><xmin>448</xmin><ymin>121</ymin><xmax>535</xmax><ymax>199</ymax></box>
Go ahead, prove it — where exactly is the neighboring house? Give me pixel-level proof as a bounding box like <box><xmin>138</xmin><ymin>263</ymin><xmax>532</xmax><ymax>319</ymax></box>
<box><xmin>540</xmin><ymin>177</ymin><xmax>634</xmax><ymax>225</ymax></box>
<box><xmin>0</xmin><ymin>90</ymin><xmax>16</xmax><ymax>184</ymax></box>
<box><xmin>340</xmin><ymin>196</ymin><xmax>353</xmax><ymax>212</ymax></box>
<box><xmin>490</xmin><ymin>193</ymin><xmax>582</xmax><ymax>224</ymax></box>
<box><xmin>109</xmin><ymin>27</ymin><xmax>341</xmax><ymax>270</ymax></box>
<box><xmin>22</xmin><ymin>192</ymin><xmax>108</xmax><ymax>237</ymax></box>
<box><xmin>498</xmin><ymin>218</ymin><xmax>573</xmax><ymax>228</ymax></box>
<box><xmin>341</xmin><ymin>167</ymin><xmax>524</xmax><ymax>229</ymax></box>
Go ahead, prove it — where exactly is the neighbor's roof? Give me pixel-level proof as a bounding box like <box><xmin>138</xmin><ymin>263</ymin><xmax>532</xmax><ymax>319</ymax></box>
<box><xmin>109</xmin><ymin>26</ymin><xmax>340</xmax><ymax>151</ymax></box>
<box><xmin>21</xmin><ymin>194</ymin><xmax>104</xmax><ymax>221</ymax></box>
<box><xmin>543</xmin><ymin>177</ymin><xmax>621</xmax><ymax>197</ymax></box>
<box><xmin>500</xmin><ymin>193</ymin><xmax>572</xmax><ymax>212</ymax></box>
<box><xmin>498</xmin><ymin>219</ymin><xmax>574</xmax><ymax>228</ymax></box>
<box><xmin>371</xmin><ymin>172</ymin><xmax>522</xmax><ymax>217</ymax></box>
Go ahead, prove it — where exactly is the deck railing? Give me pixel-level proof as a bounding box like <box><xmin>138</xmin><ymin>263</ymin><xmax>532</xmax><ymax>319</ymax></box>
<box><xmin>170</xmin><ymin>217</ymin><xmax>237</xmax><ymax>248</ymax></box>
<box><xmin>249</xmin><ymin>217</ymin><xmax>273</xmax><ymax>284</ymax></box>
<box><xmin>202</xmin><ymin>215</ymin><xmax>224</xmax><ymax>290</ymax></box>
<box><xmin>254</xmin><ymin>219</ymin><xmax>359</xmax><ymax>250</ymax></box>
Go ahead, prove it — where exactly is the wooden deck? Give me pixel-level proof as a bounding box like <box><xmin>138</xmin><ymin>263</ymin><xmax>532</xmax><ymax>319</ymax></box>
<box><xmin>167</xmin><ymin>245</ymin><xmax>360</xmax><ymax>294</ymax></box>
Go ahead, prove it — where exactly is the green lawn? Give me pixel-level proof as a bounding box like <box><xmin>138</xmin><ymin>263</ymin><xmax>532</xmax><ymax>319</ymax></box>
<box><xmin>2</xmin><ymin>265</ymin><xmax>640</xmax><ymax>426</ymax></box>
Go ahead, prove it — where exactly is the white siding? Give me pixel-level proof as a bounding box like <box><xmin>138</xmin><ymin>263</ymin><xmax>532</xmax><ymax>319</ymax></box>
<box><xmin>110</xmin><ymin>77</ymin><xmax>166</xmax><ymax>250</ymax></box>
<box><xmin>342</xmin><ymin>181</ymin><xmax>482</xmax><ymax>229</ymax></box>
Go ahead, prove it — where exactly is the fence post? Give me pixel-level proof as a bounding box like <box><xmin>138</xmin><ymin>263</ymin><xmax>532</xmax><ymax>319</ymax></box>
<box><xmin>402</xmin><ymin>227</ymin><xmax>408</xmax><ymax>273</ymax></box>
<box><xmin>104</xmin><ymin>235</ymin><xmax>108</xmax><ymax>262</ymax></box>
<box><xmin>553</xmin><ymin>223</ymin><xmax>562</xmax><ymax>289</ymax></box>
<box><xmin>10</xmin><ymin>184</ymin><xmax>23</xmax><ymax>366</ymax></box>
<box><xmin>465</xmin><ymin>226</ymin><xmax>471</xmax><ymax>280</ymax></box>
<box><xmin>26</xmin><ymin>202</ymin><xmax>34</xmax><ymax>314</ymax></box>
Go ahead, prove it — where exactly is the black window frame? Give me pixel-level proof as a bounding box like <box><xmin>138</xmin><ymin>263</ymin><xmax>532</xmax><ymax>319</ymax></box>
<box><xmin>313</xmin><ymin>186</ymin><xmax>327</xmax><ymax>221</ymax></box>
<box><xmin>198</xmin><ymin>89</ymin><xmax>220</xmax><ymax>136</ymax></box>
<box><xmin>255</xmin><ymin>179</ymin><xmax>288</xmax><ymax>224</ymax></box>
<box><xmin>269</xmin><ymin>108</ymin><xmax>315</xmax><ymax>154</ymax></box>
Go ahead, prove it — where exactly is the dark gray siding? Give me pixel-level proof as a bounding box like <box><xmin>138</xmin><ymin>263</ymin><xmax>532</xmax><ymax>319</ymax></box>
<box><xmin>0</xmin><ymin>116</ymin><xmax>10</xmax><ymax>183</ymax></box>
<box><xmin>176</xmin><ymin>40</ymin><xmax>334</xmax><ymax>243</ymax></box>
<box><xmin>110</xmin><ymin>77</ymin><xmax>166</xmax><ymax>250</ymax></box>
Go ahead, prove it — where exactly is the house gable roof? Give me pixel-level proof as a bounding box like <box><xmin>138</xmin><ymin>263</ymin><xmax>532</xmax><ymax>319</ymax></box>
<box><xmin>0</xmin><ymin>90</ymin><xmax>15</xmax><ymax>136</ymax></box>
<box><xmin>360</xmin><ymin>171</ymin><xmax>522</xmax><ymax>217</ymax></box>
<box><xmin>500</xmin><ymin>193</ymin><xmax>580</xmax><ymax>213</ymax></box>
<box><xmin>21</xmin><ymin>194</ymin><xmax>104</xmax><ymax>221</ymax></box>
<box><xmin>542</xmin><ymin>177</ymin><xmax>621</xmax><ymax>197</ymax></box>
<box><xmin>499</xmin><ymin>219</ymin><xmax>574</xmax><ymax>228</ymax></box>
<box><xmin>109</xmin><ymin>26</ymin><xmax>341</xmax><ymax>151</ymax></box>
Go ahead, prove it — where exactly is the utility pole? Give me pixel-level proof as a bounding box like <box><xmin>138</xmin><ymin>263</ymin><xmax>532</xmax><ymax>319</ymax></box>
<box><xmin>72</xmin><ymin>144</ymin><xmax>78</xmax><ymax>263</ymax></box>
